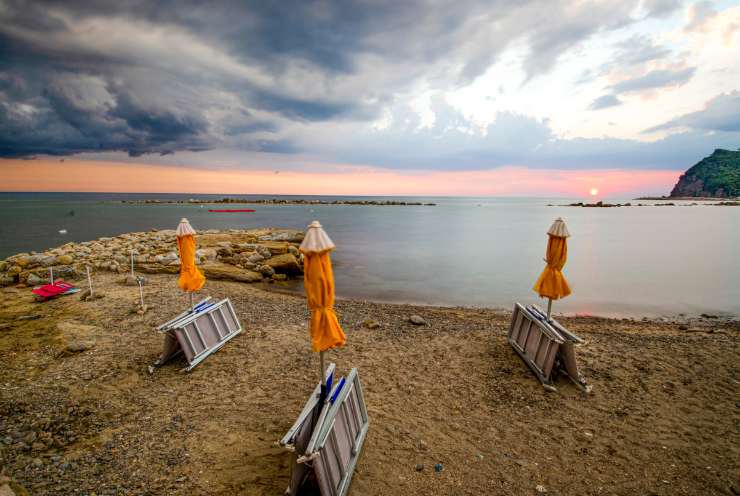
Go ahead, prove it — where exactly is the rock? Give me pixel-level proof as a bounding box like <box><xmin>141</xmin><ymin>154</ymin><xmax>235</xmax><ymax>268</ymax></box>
<box><xmin>79</xmin><ymin>288</ymin><xmax>92</xmax><ymax>301</ymax></box>
<box><xmin>271</xmin><ymin>273</ymin><xmax>287</xmax><ymax>281</ymax></box>
<box><xmin>536</xmin><ymin>485</ymin><xmax>547</xmax><ymax>493</ymax></box>
<box><xmin>196</xmin><ymin>248</ymin><xmax>217</xmax><ymax>262</ymax></box>
<box><xmin>415</xmin><ymin>463</ymin><xmax>424</xmax><ymax>472</ymax></box>
<box><xmin>247</xmin><ymin>253</ymin><xmax>265</xmax><ymax>264</ymax></box>
<box><xmin>288</xmin><ymin>245</ymin><xmax>300</xmax><ymax>256</ymax></box>
<box><xmin>434</xmin><ymin>462</ymin><xmax>443</xmax><ymax>473</ymax></box>
<box><xmin>257</xmin><ymin>265</ymin><xmax>276</xmax><ymax>277</ymax></box>
<box><xmin>678</xmin><ymin>325</ymin><xmax>688</xmax><ymax>330</ymax></box>
<box><xmin>40</xmin><ymin>255</ymin><xmax>57</xmax><ymax>267</ymax></box>
<box><xmin>17</xmin><ymin>314</ymin><xmax>41</xmax><ymax>321</ymax></box>
<box><xmin>202</xmin><ymin>263</ymin><xmax>264</xmax><ymax>283</ymax></box>
<box><xmin>57</xmin><ymin>254</ymin><xmax>74</xmax><ymax>265</ymax></box>
<box><xmin>0</xmin><ymin>261</ymin><xmax>7</xmax><ymax>272</ymax></box>
<box><xmin>65</xmin><ymin>341</ymin><xmax>91</xmax><ymax>353</ymax></box>
<box><xmin>270</xmin><ymin>231</ymin><xmax>304</xmax><ymax>243</ymax></box>
<box><xmin>264</xmin><ymin>253</ymin><xmax>302</xmax><ymax>275</ymax></box>
<box><xmin>0</xmin><ymin>275</ymin><xmax>15</xmax><ymax>286</ymax></box>
<box><xmin>409</xmin><ymin>315</ymin><xmax>427</xmax><ymax>326</ymax></box>
<box><xmin>137</xmin><ymin>264</ymin><xmax>179</xmax><ymax>275</ymax></box>
<box><xmin>7</xmin><ymin>265</ymin><xmax>22</xmax><ymax>276</ymax></box>
<box><xmin>363</xmin><ymin>319</ymin><xmax>381</xmax><ymax>330</ymax></box>
<box><xmin>26</xmin><ymin>273</ymin><xmax>46</xmax><ymax>286</ymax></box>
<box><xmin>121</xmin><ymin>274</ymin><xmax>139</xmax><ymax>286</ymax></box>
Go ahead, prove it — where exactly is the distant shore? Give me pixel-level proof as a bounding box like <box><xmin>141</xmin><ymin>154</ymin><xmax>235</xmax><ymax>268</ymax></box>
<box><xmin>551</xmin><ymin>200</ymin><xmax>740</xmax><ymax>207</ymax></box>
<box><xmin>634</xmin><ymin>196</ymin><xmax>740</xmax><ymax>201</ymax></box>
<box><xmin>120</xmin><ymin>198</ymin><xmax>437</xmax><ymax>206</ymax></box>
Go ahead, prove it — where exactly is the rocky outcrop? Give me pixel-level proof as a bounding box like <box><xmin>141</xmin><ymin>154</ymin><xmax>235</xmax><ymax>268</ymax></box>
<box><xmin>670</xmin><ymin>149</ymin><xmax>740</xmax><ymax>198</ymax></box>
<box><xmin>0</xmin><ymin>228</ymin><xmax>305</xmax><ymax>286</ymax></box>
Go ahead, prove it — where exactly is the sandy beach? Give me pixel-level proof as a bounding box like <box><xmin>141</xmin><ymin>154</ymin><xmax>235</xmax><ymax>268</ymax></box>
<box><xmin>0</xmin><ymin>267</ymin><xmax>738</xmax><ymax>495</ymax></box>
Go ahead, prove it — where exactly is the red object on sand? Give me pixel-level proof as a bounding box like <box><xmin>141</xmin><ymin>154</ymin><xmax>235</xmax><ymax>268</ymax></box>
<box><xmin>208</xmin><ymin>209</ymin><xmax>256</xmax><ymax>212</ymax></box>
<box><xmin>32</xmin><ymin>281</ymin><xmax>77</xmax><ymax>301</ymax></box>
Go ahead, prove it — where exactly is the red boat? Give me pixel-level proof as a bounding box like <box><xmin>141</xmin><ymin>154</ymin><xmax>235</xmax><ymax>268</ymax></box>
<box><xmin>208</xmin><ymin>209</ymin><xmax>256</xmax><ymax>212</ymax></box>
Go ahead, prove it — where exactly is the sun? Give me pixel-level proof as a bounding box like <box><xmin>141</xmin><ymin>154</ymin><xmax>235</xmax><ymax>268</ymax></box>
<box><xmin>589</xmin><ymin>187</ymin><xmax>599</xmax><ymax>196</ymax></box>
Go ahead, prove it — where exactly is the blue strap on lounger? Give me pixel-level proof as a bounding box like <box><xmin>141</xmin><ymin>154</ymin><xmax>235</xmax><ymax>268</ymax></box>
<box><xmin>326</xmin><ymin>371</ymin><xmax>334</xmax><ymax>394</ymax></box>
<box><xmin>330</xmin><ymin>377</ymin><xmax>346</xmax><ymax>404</ymax></box>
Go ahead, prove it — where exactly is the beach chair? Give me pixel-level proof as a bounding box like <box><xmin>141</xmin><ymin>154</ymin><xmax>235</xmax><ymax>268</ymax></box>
<box><xmin>281</xmin><ymin>364</ymin><xmax>369</xmax><ymax>496</ymax></box>
<box><xmin>508</xmin><ymin>303</ymin><xmax>590</xmax><ymax>392</ymax></box>
<box><xmin>150</xmin><ymin>297</ymin><xmax>242</xmax><ymax>372</ymax></box>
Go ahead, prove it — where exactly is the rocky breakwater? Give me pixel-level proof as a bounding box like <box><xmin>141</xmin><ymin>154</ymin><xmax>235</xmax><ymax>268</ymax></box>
<box><xmin>0</xmin><ymin>228</ymin><xmax>306</xmax><ymax>287</ymax></box>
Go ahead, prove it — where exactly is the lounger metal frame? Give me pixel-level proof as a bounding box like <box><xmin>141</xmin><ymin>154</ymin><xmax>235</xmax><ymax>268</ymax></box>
<box><xmin>508</xmin><ymin>302</ymin><xmax>590</xmax><ymax>392</ymax></box>
<box><xmin>281</xmin><ymin>364</ymin><xmax>369</xmax><ymax>496</ymax></box>
<box><xmin>155</xmin><ymin>297</ymin><xmax>242</xmax><ymax>372</ymax></box>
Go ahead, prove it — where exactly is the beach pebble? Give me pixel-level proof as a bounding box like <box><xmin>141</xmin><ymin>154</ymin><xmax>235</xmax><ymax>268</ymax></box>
<box><xmin>363</xmin><ymin>319</ymin><xmax>381</xmax><ymax>329</ymax></box>
<box><xmin>415</xmin><ymin>463</ymin><xmax>424</xmax><ymax>472</ymax></box>
<box><xmin>536</xmin><ymin>484</ymin><xmax>547</xmax><ymax>493</ymax></box>
<box><xmin>409</xmin><ymin>315</ymin><xmax>427</xmax><ymax>326</ymax></box>
<box><xmin>434</xmin><ymin>462</ymin><xmax>443</xmax><ymax>473</ymax></box>
<box><xmin>65</xmin><ymin>341</ymin><xmax>91</xmax><ymax>353</ymax></box>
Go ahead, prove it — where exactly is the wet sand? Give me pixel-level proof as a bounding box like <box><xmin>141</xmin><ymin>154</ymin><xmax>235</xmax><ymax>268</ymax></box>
<box><xmin>0</xmin><ymin>272</ymin><xmax>738</xmax><ymax>495</ymax></box>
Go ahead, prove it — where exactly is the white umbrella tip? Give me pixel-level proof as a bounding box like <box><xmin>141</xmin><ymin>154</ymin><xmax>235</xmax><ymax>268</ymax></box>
<box><xmin>300</xmin><ymin>220</ymin><xmax>335</xmax><ymax>253</ymax></box>
<box><xmin>176</xmin><ymin>218</ymin><xmax>196</xmax><ymax>236</ymax></box>
<box><xmin>547</xmin><ymin>217</ymin><xmax>570</xmax><ymax>238</ymax></box>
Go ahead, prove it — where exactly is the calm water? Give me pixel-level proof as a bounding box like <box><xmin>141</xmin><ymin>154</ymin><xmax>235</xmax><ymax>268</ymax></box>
<box><xmin>1</xmin><ymin>192</ymin><xmax>738</xmax><ymax>318</ymax></box>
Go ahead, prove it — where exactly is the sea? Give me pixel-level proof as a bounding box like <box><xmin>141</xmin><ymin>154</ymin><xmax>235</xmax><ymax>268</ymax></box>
<box><xmin>1</xmin><ymin>192</ymin><xmax>738</xmax><ymax>318</ymax></box>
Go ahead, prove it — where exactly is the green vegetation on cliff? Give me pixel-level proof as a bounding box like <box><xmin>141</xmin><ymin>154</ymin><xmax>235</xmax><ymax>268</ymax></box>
<box><xmin>670</xmin><ymin>149</ymin><xmax>740</xmax><ymax>198</ymax></box>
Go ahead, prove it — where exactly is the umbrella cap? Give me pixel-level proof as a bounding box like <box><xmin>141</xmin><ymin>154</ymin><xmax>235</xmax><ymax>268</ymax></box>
<box><xmin>300</xmin><ymin>220</ymin><xmax>335</xmax><ymax>253</ymax></box>
<box><xmin>547</xmin><ymin>217</ymin><xmax>570</xmax><ymax>238</ymax></box>
<box><xmin>176</xmin><ymin>218</ymin><xmax>196</xmax><ymax>237</ymax></box>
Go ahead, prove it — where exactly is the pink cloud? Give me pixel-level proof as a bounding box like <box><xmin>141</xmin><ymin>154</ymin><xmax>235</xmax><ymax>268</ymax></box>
<box><xmin>0</xmin><ymin>159</ymin><xmax>680</xmax><ymax>197</ymax></box>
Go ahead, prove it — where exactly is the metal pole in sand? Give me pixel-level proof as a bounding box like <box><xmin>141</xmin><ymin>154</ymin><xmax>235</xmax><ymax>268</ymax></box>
<box><xmin>130</xmin><ymin>250</ymin><xmax>135</xmax><ymax>277</ymax></box>
<box><xmin>546</xmin><ymin>298</ymin><xmax>553</xmax><ymax>320</ymax></box>
<box><xmin>49</xmin><ymin>267</ymin><xmax>53</xmax><ymax>284</ymax></box>
<box><xmin>138</xmin><ymin>278</ymin><xmax>145</xmax><ymax>308</ymax></box>
<box><xmin>86</xmin><ymin>266</ymin><xmax>93</xmax><ymax>296</ymax></box>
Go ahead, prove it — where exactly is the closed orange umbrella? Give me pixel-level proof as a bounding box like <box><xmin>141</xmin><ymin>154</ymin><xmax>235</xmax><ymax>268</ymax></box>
<box><xmin>533</xmin><ymin>217</ymin><xmax>571</xmax><ymax>318</ymax></box>
<box><xmin>300</xmin><ymin>221</ymin><xmax>346</xmax><ymax>400</ymax></box>
<box><xmin>176</xmin><ymin>218</ymin><xmax>205</xmax><ymax>310</ymax></box>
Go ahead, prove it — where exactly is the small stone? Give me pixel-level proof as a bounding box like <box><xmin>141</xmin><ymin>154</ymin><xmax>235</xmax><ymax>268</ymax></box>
<box><xmin>415</xmin><ymin>463</ymin><xmax>424</xmax><ymax>472</ymax></box>
<box><xmin>409</xmin><ymin>315</ymin><xmax>427</xmax><ymax>326</ymax></box>
<box><xmin>434</xmin><ymin>462</ymin><xmax>443</xmax><ymax>473</ymax></box>
<box><xmin>363</xmin><ymin>319</ymin><xmax>381</xmax><ymax>330</ymax></box>
<box><xmin>536</xmin><ymin>485</ymin><xmax>547</xmax><ymax>493</ymax></box>
<box><xmin>678</xmin><ymin>325</ymin><xmax>688</xmax><ymax>330</ymax></box>
<box><xmin>65</xmin><ymin>341</ymin><xmax>90</xmax><ymax>353</ymax></box>
<box><xmin>57</xmin><ymin>254</ymin><xmax>74</xmax><ymax>265</ymax></box>
<box><xmin>33</xmin><ymin>457</ymin><xmax>43</xmax><ymax>467</ymax></box>
<box><xmin>17</xmin><ymin>314</ymin><xmax>42</xmax><ymax>321</ymax></box>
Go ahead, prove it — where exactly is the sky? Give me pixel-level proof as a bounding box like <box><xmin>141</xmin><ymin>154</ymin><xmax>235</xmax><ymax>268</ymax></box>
<box><xmin>1</xmin><ymin>0</ymin><xmax>739</xmax><ymax>197</ymax></box>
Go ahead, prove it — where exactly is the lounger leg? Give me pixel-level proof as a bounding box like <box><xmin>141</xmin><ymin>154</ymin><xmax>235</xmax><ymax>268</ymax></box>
<box><xmin>148</xmin><ymin>332</ymin><xmax>181</xmax><ymax>373</ymax></box>
<box><xmin>559</xmin><ymin>342</ymin><xmax>591</xmax><ymax>393</ymax></box>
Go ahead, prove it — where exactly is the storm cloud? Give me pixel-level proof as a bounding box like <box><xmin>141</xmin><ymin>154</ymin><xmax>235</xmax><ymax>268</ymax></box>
<box><xmin>0</xmin><ymin>0</ymin><xmax>690</xmax><ymax>159</ymax></box>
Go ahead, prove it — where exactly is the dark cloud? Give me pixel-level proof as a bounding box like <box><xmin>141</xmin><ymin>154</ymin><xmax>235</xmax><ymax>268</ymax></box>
<box><xmin>609</xmin><ymin>67</ymin><xmax>695</xmax><ymax>93</ymax></box>
<box><xmin>644</xmin><ymin>91</ymin><xmax>740</xmax><ymax>133</ymax></box>
<box><xmin>0</xmin><ymin>0</ymin><xmax>664</xmax><ymax>158</ymax></box>
<box><xmin>589</xmin><ymin>94</ymin><xmax>622</xmax><ymax>110</ymax></box>
<box><xmin>642</xmin><ymin>0</ymin><xmax>683</xmax><ymax>18</ymax></box>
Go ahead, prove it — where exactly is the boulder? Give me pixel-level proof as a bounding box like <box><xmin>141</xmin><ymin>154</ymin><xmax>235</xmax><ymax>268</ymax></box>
<box><xmin>137</xmin><ymin>264</ymin><xmax>179</xmax><ymax>274</ymax></box>
<box><xmin>7</xmin><ymin>265</ymin><xmax>22</xmax><ymax>276</ymax></box>
<box><xmin>247</xmin><ymin>252</ymin><xmax>265</xmax><ymax>263</ymax></box>
<box><xmin>0</xmin><ymin>261</ymin><xmax>7</xmax><ymax>272</ymax></box>
<box><xmin>196</xmin><ymin>248</ymin><xmax>217</xmax><ymax>262</ymax></box>
<box><xmin>56</xmin><ymin>254</ymin><xmax>74</xmax><ymax>265</ymax></box>
<box><xmin>201</xmin><ymin>263</ymin><xmax>263</xmax><ymax>283</ymax></box>
<box><xmin>270</xmin><ymin>230</ymin><xmax>304</xmax><ymax>243</ymax></box>
<box><xmin>26</xmin><ymin>273</ymin><xmax>46</xmax><ymax>286</ymax></box>
<box><xmin>260</xmin><ymin>241</ymin><xmax>289</xmax><ymax>255</ymax></box>
<box><xmin>0</xmin><ymin>275</ymin><xmax>15</xmax><ymax>286</ymax></box>
<box><xmin>264</xmin><ymin>253</ymin><xmax>302</xmax><ymax>275</ymax></box>
<box><xmin>257</xmin><ymin>265</ymin><xmax>275</xmax><ymax>277</ymax></box>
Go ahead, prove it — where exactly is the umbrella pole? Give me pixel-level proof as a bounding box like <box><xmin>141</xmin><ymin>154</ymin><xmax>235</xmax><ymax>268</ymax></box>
<box><xmin>189</xmin><ymin>292</ymin><xmax>194</xmax><ymax>313</ymax></box>
<box><xmin>319</xmin><ymin>351</ymin><xmax>326</xmax><ymax>402</ymax></box>
<box><xmin>49</xmin><ymin>267</ymin><xmax>53</xmax><ymax>284</ymax></box>
<box><xmin>130</xmin><ymin>250</ymin><xmax>135</xmax><ymax>277</ymax></box>
<box><xmin>86</xmin><ymin>266</ymin><xmax>93</xmax><ymax>296</ymax></box>
<box><xmin>138</xmin><ymin>278</ymin><xmax>145</xmax><ymax>308</ymax></box>
<box><xmin>546</xmin><ymin>298</ymin><xmax>553</xmax><ymax>320</ymax></box>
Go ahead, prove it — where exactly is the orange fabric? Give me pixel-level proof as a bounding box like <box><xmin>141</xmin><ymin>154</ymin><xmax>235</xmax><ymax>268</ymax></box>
<box><xmin>303</xmin><ymin>250</ymin><xmax>346</xmax><ymax>352</ymax></box>
<box><xmin>533</xmin><ymin>234</ymin><xmax>571</xmax><ymax>300</ymax></box>
<box><xmin>177</xmin><ymin>234</ymin><xmax>205</xmax><ymax>292</ymax></box>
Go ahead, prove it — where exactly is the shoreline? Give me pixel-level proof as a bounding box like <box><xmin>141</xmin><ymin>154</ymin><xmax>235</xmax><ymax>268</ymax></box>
<box><xmin>0</xmin><ymin>272</ymin><xmax>737</xmax><ymax>495</ymax></box>
<box><xmin>119</xmin><ymin>198</ymin><xmax>437</xmax><ymax>206</ymax></box>
<box><xmin>2</xmin><ymin>228</ymin><xmax>738</xmax><ymax>322</ymax></box>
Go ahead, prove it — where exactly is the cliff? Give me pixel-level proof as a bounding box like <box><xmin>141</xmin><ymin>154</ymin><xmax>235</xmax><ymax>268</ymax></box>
<box><xmin>670</xmin><ymin>149</ymin><xmax>740</xmax><ymax>198</ymax></box>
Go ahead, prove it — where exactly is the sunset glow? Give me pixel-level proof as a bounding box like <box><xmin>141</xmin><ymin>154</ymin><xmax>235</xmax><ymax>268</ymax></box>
<box><xmin>0</xmin><ymin>159</ymin><xmax>680</xmax><ymax>197</ymax></box>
